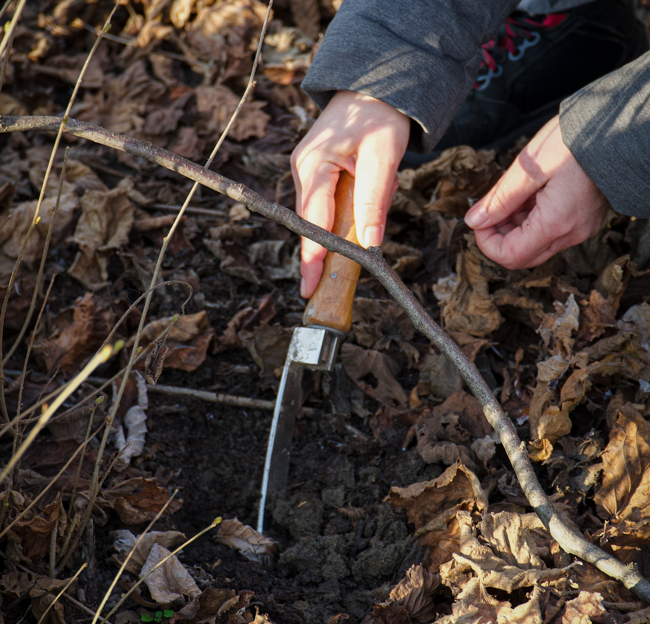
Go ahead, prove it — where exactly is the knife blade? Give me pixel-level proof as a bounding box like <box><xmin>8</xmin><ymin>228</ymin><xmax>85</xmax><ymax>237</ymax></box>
<box><xmin>257</xmin><ymin>171</ymin><xmax>361</xmax><ymax>533</ymax></box>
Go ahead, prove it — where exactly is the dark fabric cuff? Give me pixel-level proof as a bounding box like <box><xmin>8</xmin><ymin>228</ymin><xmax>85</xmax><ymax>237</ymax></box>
<box><xmin>560</xmin><ymin>51</ymin><xmax>650</xmax><ymax>219</ymax></box>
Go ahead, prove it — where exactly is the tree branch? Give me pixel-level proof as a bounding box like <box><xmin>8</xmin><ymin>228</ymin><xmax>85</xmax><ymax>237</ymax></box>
<box><xmin>2</xmin><ymin>114</ymin><xmax>649</xmax><ymax>602</ymax></box>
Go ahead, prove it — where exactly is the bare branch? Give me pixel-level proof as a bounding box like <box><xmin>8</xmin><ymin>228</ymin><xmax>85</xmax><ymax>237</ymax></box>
<box><xmin>2</xmin><ymin>114</ymin><xmax>649</xmax><ymax>602</ymax></box>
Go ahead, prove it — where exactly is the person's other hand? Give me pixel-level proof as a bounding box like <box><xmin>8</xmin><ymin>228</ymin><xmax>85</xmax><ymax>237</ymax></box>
<box><xmin>464</xmin><ymin>115</ymin><xmax>610</xmax><ymax>270</ymax></box>
<box><xmin>291</xmin><ymin>90</ymin><xmax>409</xmax><ymax>298</ymax></box>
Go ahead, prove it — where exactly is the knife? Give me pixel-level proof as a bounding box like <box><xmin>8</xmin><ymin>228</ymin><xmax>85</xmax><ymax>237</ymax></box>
<box><xmin>257</xmin><ymin>171</ymin><xmax>361</xmax><ymax>533</ymax></box>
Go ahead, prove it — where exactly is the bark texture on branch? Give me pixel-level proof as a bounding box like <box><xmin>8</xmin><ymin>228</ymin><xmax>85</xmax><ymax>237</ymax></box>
<box><xmin>3</xmin><ymin>114</ymin><xmax>649</xmax><ymax>602</ymax></box>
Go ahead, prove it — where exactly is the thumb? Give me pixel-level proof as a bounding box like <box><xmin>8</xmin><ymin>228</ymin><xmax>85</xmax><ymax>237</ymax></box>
<box><xmin>465</xmin><ymin>151</ymin><xmax>549</xmax><ymax>230</ymax></box>
<box><xmin>353</xmin><ymin>141</ymin><xmax>400</xmax><ymax>248</ymax></box>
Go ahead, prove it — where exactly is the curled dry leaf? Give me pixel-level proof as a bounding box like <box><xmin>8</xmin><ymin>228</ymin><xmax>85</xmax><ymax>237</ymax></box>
<box><xmin>446</xmin><ymin>578</ymin><xmax>544</xmax><ymax>624</ymax></box>
<box><xmin>68</xmin><ymin>187</ymin><xmax>135</xmax><ymax>290</ymax></box>
<box><xmin>537</xmin><ymin>293</ymin><xmax>580</xmax><ymax>358</ymax></box>
<box><xmin>448</xmin><ymin>511</ymin><xmax>567</xmax><ymax>593</ymax></box>
<box><xmin>140</xmin><ymin>543</ymin><xmax>201</xmax><ymax>604</ymax></box>
<box><xmin>34</xmin><ymin>292</ymin><xmax>118</xmax><ymax>375</ymax></box>
<box><xmin>110</xmin><ymin>529</ymin><xmax>186</xmax><ymax>575</ymax></box>
<box><xmin>594</xmin><ymin>403</ymin><xmax>650</xmax><ymax>522</ymax></box>
<box><xmin>440</xmin><ymin>249</ymin><xmax>502</xmax><ymax>339</ymax></box>
<box><xmin>113</xmin><ymin>372</ymin><xmax>149</xmax><ymax>472</ymax></box>
<box><xmin>216</xmin><ymin>518</ymin><xmax>278</xmax><ymax>566</ymax></box>
<box><xmin>340</xmin><ymin>343</ymin><xmax>408</xmax><ymax>408</ymax></box>
<box><xmin>559</xmin><ymin>591</ymin><xmax>606</xmax><ymax>624</ymax></box>
<box><xmin>263</xmin><ymin>26</ymin><xmax>314</xmax><ymax>85</ymax></box>
<box><xmin>135</xmin><ymin>312</ymin><xmax>215</xmax><ymax>373</ymax></box>
<box><xmin>99</xmin><ymin>477</ymin><xmax>182</xmax><ymax>525</ymax></box>
<box><xmin>387</xmin><ymin>461</ymin><xmax>487</xmax><ymax>537</ymax></box>
<box><xmin>13</xmin><ymin>501</ymin><xmax>60</xmax><ymax>560</ymax></box>
<box><xmin>195</xmin><ymin>86</ymin><xmax>270</xmax><ymax>142</ymax></box>
<box><xmin>173</xmin><ymin>588</ymin><xmax>254</xmax><ymax>623</ymax></box>
<box><xmin>369</xmin><ymin>565</ymin><xmax>440</xmax><ymax>624</ymax></box>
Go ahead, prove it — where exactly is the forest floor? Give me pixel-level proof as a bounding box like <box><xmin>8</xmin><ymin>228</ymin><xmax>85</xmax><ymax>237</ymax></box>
<box><xmin>2</xmin><ymin>1</ymin><xmax>650</xmax><ymax>623</ymax></box>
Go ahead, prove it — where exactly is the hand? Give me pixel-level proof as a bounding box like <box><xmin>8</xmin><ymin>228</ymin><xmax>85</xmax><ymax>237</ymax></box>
<box><xmin>291</xmin><ymin>90</ymin><xmax>410</xmax><ymax>298</ymax></box>
<box><xmin>464</xmin><ymin>116</ymin><xmax>611</xmax><ymax>270</ymax></box>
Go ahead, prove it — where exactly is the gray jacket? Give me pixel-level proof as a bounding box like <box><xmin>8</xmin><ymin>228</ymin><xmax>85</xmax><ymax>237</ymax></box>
<box><xmin>302</xmin><ymin>0</ymin><xmax>650</xmax><ymax>218</ymax></box>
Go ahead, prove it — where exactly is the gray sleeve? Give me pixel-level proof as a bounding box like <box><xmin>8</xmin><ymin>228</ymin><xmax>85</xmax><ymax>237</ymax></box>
<box><xmin>560</xmin><ymin>51</ymin><xmax>650</xmax><ymax>219</ymax></box>
<box><xmin>301</xmin><ymin>0</ymin><xmax>520</xmax><ymax>154</ymax></box>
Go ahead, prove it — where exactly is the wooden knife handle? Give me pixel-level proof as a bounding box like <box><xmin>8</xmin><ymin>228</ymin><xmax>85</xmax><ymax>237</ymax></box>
<box><xmin>303</xmin><ymin>171</ymin><xmax>360</xmax><ymax>334</ymax></box>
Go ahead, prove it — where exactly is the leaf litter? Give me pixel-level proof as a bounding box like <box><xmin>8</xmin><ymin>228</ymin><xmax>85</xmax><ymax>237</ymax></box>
<box><xmin>0</xmin><ymin>1</ymin><xmax>650</xmax><ymax>623</ymax></box>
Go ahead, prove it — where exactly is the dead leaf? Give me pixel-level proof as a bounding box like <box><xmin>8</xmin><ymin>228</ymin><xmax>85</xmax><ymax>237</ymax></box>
<box><xmin>448</xmin><ymin>511</ymin><xmax>566</xmax><ymax>593</ymax></box>
<box><xmin>575</xmin><ymin>290</ymin><xmax>616</xmax><ymax>349</ymax></box>
<box><xmin>33</xmin><ymin>292</ymin><xmax>118</xmax><ymax>375</ymax></box>
<box><xmin>370</xmin><ymin>565</ymin><xmax>439</xmax><ymax>624</ymax></box>
<box><xmin>99</xmin><ymin>478</ymin><xmax>182</xmax><ymax>524</ymax></box>
<box><xmin>195</xmin><ymin>86</ymin><xmax>269</xmax><ymax>142</ymax></box>
<box><xmin>417</xmin><ymin>351</ymin><xmax>464</xmax><ymax>400</ymax></box>
<box><xmin>140</xmin><ymin>543</ymin><xmax>201</xmax><ymax>604</ymax></box>
<box><xmin>113</xmin><ymin>372</ymin><xmax>149</xmax><ymax>472</ymax></box>
<box><xmin>68</xmin><ymin>187</ymin><xmax>134</xmax><ymax>290</ymax></box>
<box><xmin>14</xmin><ymin>501</ymin><xmax>60</xmax><ymax>559</ymax></box>
<box><xmin>448</xmin><ymin>578</ymin><xmax>544</xmax><ymax>624</ymax></box>
<box><xmin>594</xmin><ymin>403</ymin><xmax>650</xmax><ymax>522</ymax></box>
<box><xmin>387</xmin><ymin>461</ymin><xmax>487</xmax><ymax>534</ymax></box>
<box><xmin>111</xmin><ymin>530</ymin><xmax>186</xmax><ymax>575</ymax></box>
<box><xmin>537</xmin><ymin>293</ymin><xmax>580</xmax><ymax>358</ymax></box>
<box><xmin>216</xmin><ymin>518</ymin><xmax>278</xmax><ymax>566</ymax></box>
<box><xmin>559</xmin><ymin>591</ymin><xmax>606</xmax><ymax>623</ymax></box>
<box><xmin>263</xmin><ymin>26</ymin><xmax>314</xmax><ymax>85</ymax></box>
<box><xmin>440</xmin><ymin>250</ymin><xmax>502</xmax><ymax>338</ymax></box>
<box><xmin>340</xmin><ymin>343</ymin><xmax>407</xmax><ymax>408</ymax></box>
<box><xmin>135</xmin><ymin>312</ymin><xmax>215</xmax><ymax>373</ymax></box>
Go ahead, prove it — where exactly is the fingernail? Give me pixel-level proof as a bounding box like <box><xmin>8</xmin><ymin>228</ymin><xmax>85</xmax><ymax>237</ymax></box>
<box><xmin>300</xmin><ymin>277</ymin><xmax>307</xmax><ymax>298</ymax></box>
<box><xmin>363</xmin><ymin>225</ymin><xmax>384</xmax><ymax>248</ymax></box>
<box><xmin>464</xmin><ymin>204</ymin><xmax>488</xmax><ymax>229</ymax></box>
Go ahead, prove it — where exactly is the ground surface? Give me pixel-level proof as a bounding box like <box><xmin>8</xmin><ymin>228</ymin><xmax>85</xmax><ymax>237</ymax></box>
<box><xmin>2</xmin><ymin>2</ymin><xmax>650</xmax><ymax>624</ymax></box>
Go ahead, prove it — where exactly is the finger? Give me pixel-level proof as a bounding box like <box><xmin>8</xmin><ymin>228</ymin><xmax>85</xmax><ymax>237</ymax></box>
<box><xmin>354</xmin><ymin>140</ymin><xmax>401</xmax><ymax>248</ymax></box>
<box><xmin>295</xmin><ymin>158</ymin><xmax>341</xmax><ymax>298</ymax></box>
<box><xmin>474</xmin><ymin>205</ymin><xmax>563</xmax><ymax>269</ymax></box>
<box><xmin>465</xmin><ymin>150</ymin><xmax>548</xmax><ymax>230</ymax></box>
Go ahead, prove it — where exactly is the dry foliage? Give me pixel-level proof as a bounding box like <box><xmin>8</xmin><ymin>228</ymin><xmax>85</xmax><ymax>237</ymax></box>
<box><xmin>1</xmin><ymin>0</ymin><xmax>650</xmax><ymax>623</ymax></box>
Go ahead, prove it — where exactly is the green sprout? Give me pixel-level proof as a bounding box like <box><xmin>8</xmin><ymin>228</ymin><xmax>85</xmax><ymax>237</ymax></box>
<box><xmin>140</xmin><ymin>610</ymin><xmax>174</xmax><ymax>623</ymax></box>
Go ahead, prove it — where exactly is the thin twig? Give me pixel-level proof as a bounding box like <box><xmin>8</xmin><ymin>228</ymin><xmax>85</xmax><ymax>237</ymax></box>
<box><xmin>37</xmin><ymin>563</ymin><xmax>87</xmax><ymax>624</ymax></box>
<box><xmin>49</xmin><ymin>494</ymin><xmax>61</xmax><ymax>578</ymax></box>
<box><xmin>98</xmin><ymin>518</ymin><xmax>222</xmax><ymax>624</ymax></box>
<box><xmin>83</xmin><ymin>376</ymin><xmax>317</xmax><ymax>414</ymax></box>
<box><xmin>1</xmin><ymin>115</ymin><xmax>647</xmax><ymax>602</ymax></box>
<box><xmin>92</xmin><ymin>490</ymin><xmax>178</xmax><ymax>624</ymax></box>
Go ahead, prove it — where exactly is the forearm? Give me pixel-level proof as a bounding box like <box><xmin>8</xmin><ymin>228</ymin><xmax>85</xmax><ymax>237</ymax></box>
<box><xmin>302</xmin><ymin>0</ymin><xmax>520</xmax><ymax>153</ymax></box>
